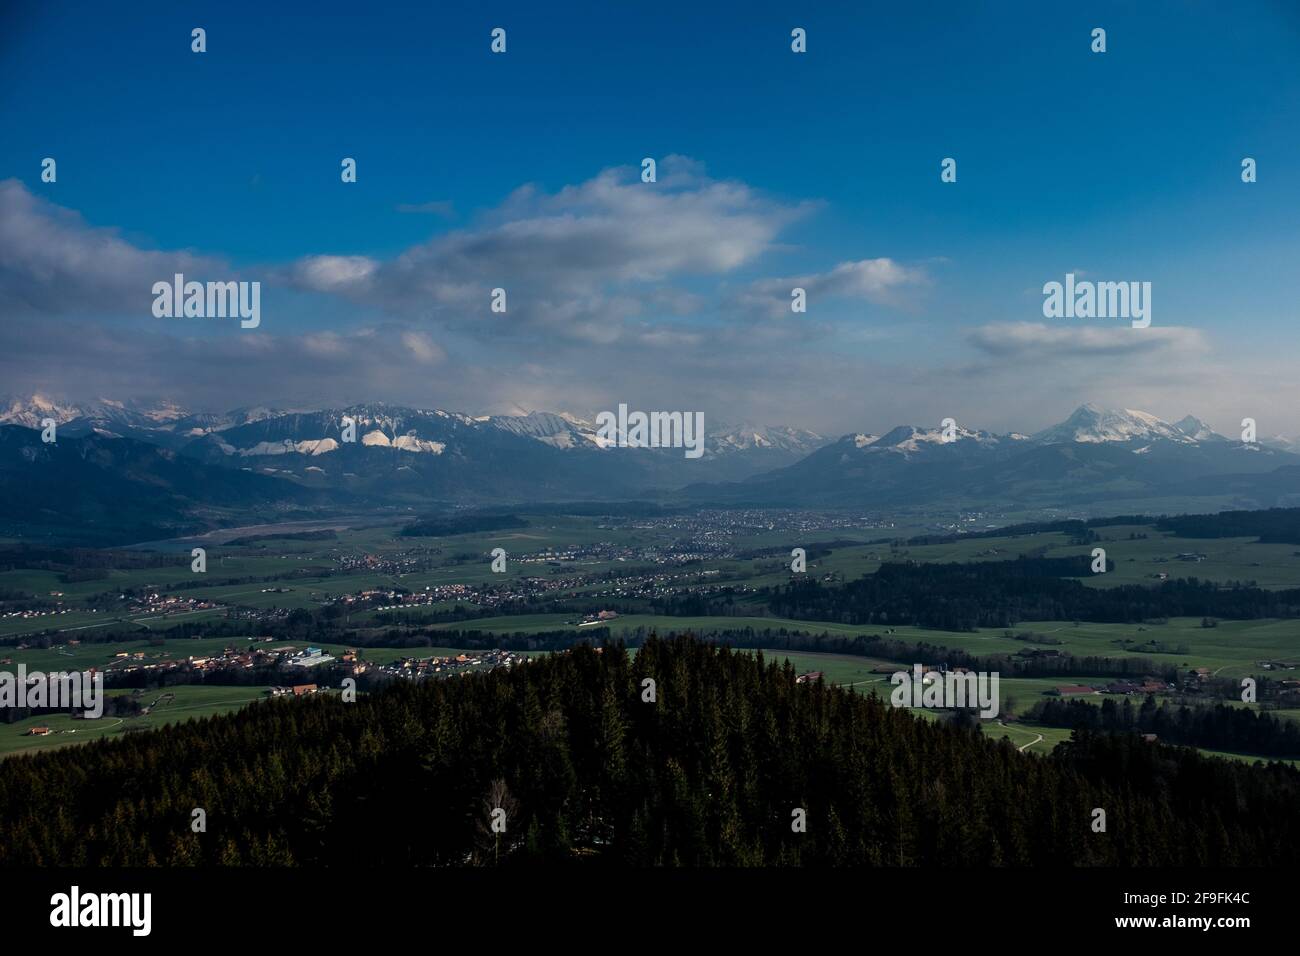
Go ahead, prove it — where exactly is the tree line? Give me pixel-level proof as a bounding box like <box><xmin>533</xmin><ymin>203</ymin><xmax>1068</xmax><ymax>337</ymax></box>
<box><xmin>0</xmin><ymin>635</ymin><xmax>1296</xmax><ymax>867</ymax></box>
<box><xmin>759</xmin><ymin>557</ymin><xmax>1300</xmax><ymax>630</ymax></box>
<box><xmin>1155</xmin><ymin>507</ymin><xmax>1300</xmax><ymax>545</ymax></box>
<box><xmin>1027</xmin><ymin>695</ymin><xmax>1300</xmax><ymax>759</ymax></box>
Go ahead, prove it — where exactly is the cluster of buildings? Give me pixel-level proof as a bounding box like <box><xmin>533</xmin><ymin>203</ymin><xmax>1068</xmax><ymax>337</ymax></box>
<box><xmin>226</xmin><ymin>605</ymin><xmax>295</xmax><ymax>624</ymax></box>
<box><xmin>284</xmin><ymin>646</ymin><xmax>334</xmax><ymax>668</ymax></box>
<box><xmin>370</xmin><ymin>648</ymin><xmax>525</xmax><ymax>682</ymax></box>
<box><xmin>578</xmin><ymin>569</ymin><xmax>740</xmax><ymax>604</ymax></box>
<box><xmin>339</xmin><ymin>562</ymin><xmax>749</xmax><ymax>616</ymax></box>
<box><xmin>1048</xmin><ymin>671</ymin><xmax>1300</xmax><ymax>710</ymax></box>
<box><xmin>2</xmin><ymin>589</ymin><xmax>223</xmax><ymax>629</ymax></box>
<box><xmin>335</xmin><ymin>549</ymin><xmax>441</xmax><ymax>576</ymax></box>
<box><xmin>1049</xmin><ymin>678</ymin><xmax>1171</xmax><ymax>697</ymax></box>
<box><xmin>575</xmin><ymin>610</ymin><xmax>619</xmax><ymax>627</ymax></box>
<box><xmin>99</xmin><ymin>641</ymin><xmax>343</xmax><ymax>680</ymax></box>
<box><xmin>510</xmin><ymin>540</ymin><xmax>736</xmax><ymax>567</ymax></box>
<box><xmin>919</xmin><ymin>513</ymin><xmax>1005</xmax><ymax>536</ymax></box>
<box><xmin>1151</xmin><ymin>553</ymin><xmax>1208</xmax><ymax>565</ymax></box>
<box><xmin>340</xmin><ymin>582</ymin><xmax>496</xmax><ymax>612</ymax></box>
<box><xmin>1</xmin><ymin>605</ymin><xmax>85</xmax><ymax>622</ymax></box>
<box><xmin>111</xmin><ymin>592</ymin><xmax>224</xmax><ymax>616</ymax></box>
<box><xmin>623</xmin><ymin>509</ymin><xmax>901</xmax><ymax>535</ymax></box>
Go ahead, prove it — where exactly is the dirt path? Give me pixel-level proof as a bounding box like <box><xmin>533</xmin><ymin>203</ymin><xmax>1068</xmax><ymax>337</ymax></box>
<box><xmin>997</xmin><ymin>719</ymin><xmax>1045</xmax><ymax>752</ymax></box>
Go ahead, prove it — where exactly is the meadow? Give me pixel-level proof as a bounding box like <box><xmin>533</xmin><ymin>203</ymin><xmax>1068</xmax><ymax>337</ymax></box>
<box><xmin>0</xmin><ymin>684</ymin><xmax>270</xmax><ymax>758</ymax></box>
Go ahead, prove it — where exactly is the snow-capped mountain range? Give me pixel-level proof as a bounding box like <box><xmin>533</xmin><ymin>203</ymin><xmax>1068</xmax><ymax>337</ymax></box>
<box><xmin>0</xmin><ymin>395</ymin><xmax>829</xmax><ymax>469</ymax></box>
<box><xmin>679</xmin><ymin>403</ymin><xmax>1300</xmax><ymax>511</ymax></box>
<box><xmin>3</xmin><ymin>394</ymin><xmax>1298</xmax><ymax>518</ymax></box>
<box><xmin>0</xmin><ymin>395</ymin><xmax>187</xmax><ymax>431</ymax></box>
<box><xmin>5</xmin><ymin>394</ymin><xmax>1285</xmax><ymax>451</ymax></box>
<box><xmin>1029</xmin><ymin>404</ymin><xmax>1228</xmax><ymax>446</ymax></box>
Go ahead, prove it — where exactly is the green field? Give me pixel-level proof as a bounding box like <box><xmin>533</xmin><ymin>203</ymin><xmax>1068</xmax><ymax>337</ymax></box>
<box><xmin>748</xmin><ymin>647</ymin><xmax>1300</xmax><ymax>767</ymax></box>
<box><xmin>0</xmin><ymin>684</ymin><xmax>270</xmax><ymax>758</ymax></box>
<box><xmin>4</xmin><ymin>514</ymin><xmax>1298</xmax><ymax>767</ymax></box>
<box><xmin>6</xmin><ymin>513</ymin><xmax>1299</xmax><ymax>635</ymax></box>
<box><xmin>415</xmin><ymin>611</ymin><xmax>1297</xmax><ymax>682</ymax></box>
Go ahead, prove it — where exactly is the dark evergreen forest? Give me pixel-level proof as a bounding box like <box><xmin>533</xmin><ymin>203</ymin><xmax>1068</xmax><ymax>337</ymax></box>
<box><xmin>759</xmin><ymin>557</ymin><xmax>1300</xmax><ymax>630</ymax></box>
<box><xmin>1</xmin><ymin>636</ymin><xmax>1296</xmax><ymax>867</ymax></box>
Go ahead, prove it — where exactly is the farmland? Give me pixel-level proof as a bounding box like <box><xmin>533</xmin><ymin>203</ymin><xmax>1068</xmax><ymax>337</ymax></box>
<box><xmin>2</xmin><ymin>510</ymin><xmax>1297</xmax><ymax>764</ymax></box>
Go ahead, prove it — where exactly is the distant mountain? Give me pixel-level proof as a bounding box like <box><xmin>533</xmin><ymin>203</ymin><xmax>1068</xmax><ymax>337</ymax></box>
<box><xmin>0</xmin><ymin>426</ymin><xmax>345</xmax><ymax>545</ymax></box>
<box><xmin>178</xmin><ymin>403</ymin><xmax>635</xmax><ymax>503</ymax></box>
<box><xmin>484</xmin><ymin>411</ymin><xmax>600</xmax><ymax>450</ymax></box>
<box><xmin>1263</xmin><ymin>434</ymin><xmax>1300</xmax><ymax>454</ymax></box>
<box><xmin>0</xmin><ymin>395</ymin><xmax>825</xmax><ymax>487</ymax></box>
<box><xmin>707</xmin><ymin>422</ymin><xmax>828</xmax><ymax>457</ymax></box>
<box><xmin>169</xmin><ymin>405</ymin><xmax>297</xmax><ymax>438</ymax></box>
<box><xmin>1172</xmin><ymin>415</ymin><xmax>1227</xmax><ymax>443</ymax></box>
<box><xmin>867</xmin><ymin>423</ymin><xmax>1009</xmax><ymax>455</ymax></box>
<box><xmin>683</xmin><ymin>405</ymin><xmax>1300</xmax><ymax>513</ymax></box>
<box><xmin>481</xmin><ymin>410</ymin><xmax>828</xmax><ymax>471</ymax></box>
<box><xmin>3</xmin><ymin>397</ymin><xmax>1298</xmax><ymax>523</ymax></box>
<box><xmin>176</xmin><ymin>403</ymin><xmax>828</xmax><ymax>495</ymax></box>
<box><xmin>0</xmin><ymin>394</ymin><xmax>187</xmax><ymax>432</ymax></box>
<box><xmin>1033</xmin><ymin>404</ymin><xmax>1189</xmax><ymax>445</ymax></box>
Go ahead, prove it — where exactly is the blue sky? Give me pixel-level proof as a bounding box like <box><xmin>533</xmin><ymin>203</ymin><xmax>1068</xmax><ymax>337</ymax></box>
<box><xmin>2</xmin><ymin>0</ymin><xmax>1298</xmax><ymax>434</ymax></box>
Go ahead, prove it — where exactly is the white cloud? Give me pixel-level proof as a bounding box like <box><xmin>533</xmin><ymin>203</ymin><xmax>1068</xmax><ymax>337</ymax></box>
<box><xmin>289</xmin><ymin>255</ymin><xmax>379</xmax><ymax>293</ymax></box>
<box><xmin>283</xmin><ymin>156</ymin><xmax>815</xmax><ymax>343</ymax></box>
<box><xmin>400</xmin><ymin>330</ymin><xmax>445</xmax><ymax>364</ymax></box>
<box><xmin>734</xmin><ymin>258</ymin><xmax>927</xmax><ymax>320</ymax></box>
<box><xmin>0</xmin><ymin>178</ymin><xmax>225</xmax><ymax>317</ymax></box>
<box><xmin>8</xmin><ymin>169</ymin><xmax>1295</xmax><ymax>439</ymax></box>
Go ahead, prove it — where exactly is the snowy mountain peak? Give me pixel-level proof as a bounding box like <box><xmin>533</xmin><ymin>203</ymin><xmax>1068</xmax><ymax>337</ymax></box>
<box><xmin>707</xmin><ymin>423</ymin><xmax>827</xmax><ymax>456</ymax></box>
<box><xmin>486</xmin><ymin>410</ymin><xmax>601</xmax><ymax>449</ymax></box>
<box><xmin>0</xmin><ymin>394</ymin><xmax>193</xmax><ymax>430</ymax></box>
<box><xmin>867</xmin><ymin>424</ymin><xmax>998</xmax><ymax>453</ymax></box>
<box><xmin>1</xmin><ymin>394</ymin><xmax>83</xmax><ymax>427</ymax></box>
<box><xmin>1173</xmin><ymin>415</ymin><xmax>1225</xmax><ymax>442</ymax></box>
<box><xmin>1032</xmin><ymin>405</ymin><xmax>1189</xmax><ymax>445</ymax></box>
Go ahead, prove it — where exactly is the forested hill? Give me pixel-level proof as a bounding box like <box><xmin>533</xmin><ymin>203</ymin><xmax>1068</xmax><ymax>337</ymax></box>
<box><xmin>1</xmin><ymin>636</ymin><xmax>1297</xmax><ymax>867</ymax></box>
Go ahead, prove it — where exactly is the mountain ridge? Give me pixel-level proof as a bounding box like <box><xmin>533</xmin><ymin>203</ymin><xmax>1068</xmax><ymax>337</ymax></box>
<box><xmin>1</xmin><ymin>394</ymin><xmax>1277</xmax><ymax>451</ymax></box>
<box><xmin>4</xmin><ymin>397</ymin><xmax>1299</xmax><ymax>536</ymax></box>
